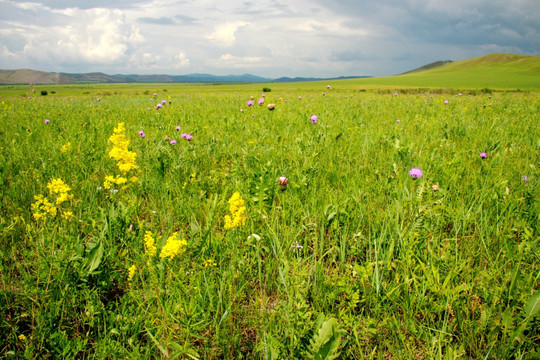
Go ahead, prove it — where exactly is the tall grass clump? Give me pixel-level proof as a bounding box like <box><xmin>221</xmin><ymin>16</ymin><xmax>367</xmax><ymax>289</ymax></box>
<box><xmin>0</xmin><ymin>87</ymin><xmax>538</xmax><ymax>359</ymax></box>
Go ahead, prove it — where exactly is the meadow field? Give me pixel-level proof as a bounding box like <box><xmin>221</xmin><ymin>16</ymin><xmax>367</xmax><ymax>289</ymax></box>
<box><xmin>0</xmin><ymin>83</ymin><xmax>539</xmax><ymax>359</ymax></box>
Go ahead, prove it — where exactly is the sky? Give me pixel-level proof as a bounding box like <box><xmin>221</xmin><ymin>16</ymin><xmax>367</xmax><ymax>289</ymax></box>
<box><xmin>0</xmin><ymin>0</ymin><xmax>539</xmax><ymax>78</ymax></box>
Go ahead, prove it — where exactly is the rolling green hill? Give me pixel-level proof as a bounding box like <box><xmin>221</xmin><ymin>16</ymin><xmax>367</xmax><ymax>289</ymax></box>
<box><xmin>336</xmin><ymin>53</ymin><xmax>540</xmax><ymax>90</ymax></box>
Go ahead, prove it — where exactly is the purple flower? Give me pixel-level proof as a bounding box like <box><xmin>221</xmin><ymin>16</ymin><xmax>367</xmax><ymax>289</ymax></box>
<box><xmin>181</xmin><ymin>133</ymin><xmax>193</xmax><ymax>141</ymax></box>
<box><xmin>138</xmin><ymin>130</ymin><xmax>144</xmax><ymax>136</ymax></box>
<box><xmin>522</xmin><ymin>175</ymin><xmax>529</xmax><ymax>185</ymax></box>
<box><xmin>258</xmin><ymin>98</ymin><xmax>264</xmax><ymax>106</ymax></box>
<box><xmin>97</xmin><ymin>97</ymin><xmax>101</xmax><ymax>101</ymax></box>
<box><xmin>261</xmin><ymin>93</ymin><xmax>265</xmax><ymax>97</ymax></box>
<box><xmin>310</xmin><ymin>114</ymin><xmax>318</xmax><ymax>124</ymax></box>
<box><xmin>298</xmin><ymin>96</ymin><xmax>302</xmax><ymax>100</ymax></box>
<box><xmin>396</xmin><ymin>119</ymin><xmax>400</xmax><ymax>123</ymax></box>
<box><xmin>162</xmin><ymin>100</ymin><xmax>167</xmax><ymax>104</ymax></box>
<box><xmin>170</xmin><ymin>140</ymin><xmax>177</xmax><ymax>145</ymax></box>
<box><xmin>153</xmin><ymin>93</ymin><xmax>157</xmax><ymax>97</ymax></box>
<box><xmin>141</xmin><ymin>133</ymin><xmax>146</xmax><ymax>138</ymax></box>
<box><xmin>156</xmin><ymin>103</ymin><xmax>162</xmax><ymax>109</ymax></box>
<box><xmin>327</xmin><ymin>85</ymin><xmax>331</xmax><ymax>89</ymax></box>
<box><xmin>444</xmin><ymin>100</ymin><xmax>449</xmax><ymax>104</ymax></box>
<box><xmin>409</xmin><ymin>168</ymin><xmax>423</xmax><ymax>178</ymax></box>
<box><xmin>247</xmin><ymin>100</ymin><xmax>254</xmax><ymax>106</ymax></box>
<box><xmin>176</xmin><ymin>126</ymin><xmax>181</xmax><ymax>131</ymax></box>
<box><xmin>480</xmin><ymin>152</ymin><xmax>487</xmax><ymax>159</ymax></box>
<box><xmin>394</xmin><ymin>92</ymin><xmax>398</xmax><ymax>96</ymax></box>
<box><xmin>44</xmin><ymin>119</ymin><xmax>50</xmax><ymax>124</ymax></box>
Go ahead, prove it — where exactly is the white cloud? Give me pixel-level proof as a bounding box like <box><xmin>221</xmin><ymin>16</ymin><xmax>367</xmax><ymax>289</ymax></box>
<box><xmin>173</xmin><ymin>52</ymin><xmax>190</xmax><ymax>68</ymax></box>
<box><xmin>0</xmin><ymin>0</ymin><xmax>539</xmax><ymax>77</ymax></box>
<box><xmin>206</xmin><ymin>22</ymin><xmax>248</xmax><ymax>46</ymax></box>
<box><xmin>220</xmin><ymin>53</ymin><xmax>263</xmax><ymax>64</ymax></box>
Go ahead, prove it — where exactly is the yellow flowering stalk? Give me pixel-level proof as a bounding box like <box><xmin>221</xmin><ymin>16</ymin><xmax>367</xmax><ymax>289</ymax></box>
<box><xmin>224</xmin><ymin>192</ymin><xmax>247</xmax><ymax>230</ymax></box>
<box><xmin>105</xmin><ymin>123</ymin><xmax>139</xmax><ymax>190</ymax></box>
<box><xmin>108</xmin><ymin>122</ymin><xmax>138</xmax><ymax>174</ymax></box>
<box><xmin>144</xmin><ymin>231</ymin><xmax>157</xmax><ymax>257</ymax></box>
<box><xmin>127</xmin><ymin>265</ymin><xmax>137</xmax><ymax>281</ymax></box>
<box><xmin>159</xmin><ymin>232</ymin><xmax>187</xmax><ymax>260</ymax></box>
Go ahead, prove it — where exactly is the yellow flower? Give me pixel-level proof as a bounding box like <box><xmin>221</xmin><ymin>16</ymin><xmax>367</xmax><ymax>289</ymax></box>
<box><xmin>144</xmin><ymin>231</ymin><xmax>157</xmax><ymax>257</ymax></box>
<box><xmin>108</xmin><ymin>122</ymin><xmax>138</xmax><ymax>174</ymax></box>
<box><xmin>224</xmin><ymin>192</ymin><xmax>246</xmax><ymax>230</ymax></box>
<box><xmin>159</xmin><ymin>232</ymin><xmax>187</xmax><ymax>260</ymax></box>
<box><xmin>103</xmin><ymin>175</ymin><xmax>128</xmax><ymax>190</ymax></box>
<box><xmin>203</xmin><ymin>259</ymin><xmax>217</xmax><ymax>267</ymax></box>
<box><xmin>18</xmin><ymin>334</ymin><xmax>26</xmax><ymax>341</ymax></box>
<box><xmin>47</xmin><ymin>178</ymin><xmax>72</xmax><ymax>196</ymax></box>
<box><xmin>60</xmin><ymin>142</ymin><xmax>72</xmax><ymax>153</ymax></box>
<box><xmin>128</xmin><ymin>265</ymin><xmax>137</xmax><ymax>281</ymax></box>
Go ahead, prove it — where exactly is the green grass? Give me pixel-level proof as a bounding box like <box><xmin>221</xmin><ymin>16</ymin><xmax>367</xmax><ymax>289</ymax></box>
<box><xmin>0</xmin><ymin>84</ymin><xmax>539</xmax><ymax>359</ymax></box>
<box><xmin>333</xmin><ymin>53</ymin><xmax>540</xmax><ymax>91</ymax></box>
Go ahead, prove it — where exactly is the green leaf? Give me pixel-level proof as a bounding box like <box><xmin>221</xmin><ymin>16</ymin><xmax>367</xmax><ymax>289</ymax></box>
<box><xmin>523</xmin><ymin>291</ymin><xmax>540</xmax><ymax>319</ymax></box>
<box><xmin>86</xmin><ymin>239</ymin><xmax>103</xmax><ymax>275</ymax></box>
<box><xmin>308</xmin><ymin>316</ymin><xmax>343</xmax><ymax>360</ymax></box>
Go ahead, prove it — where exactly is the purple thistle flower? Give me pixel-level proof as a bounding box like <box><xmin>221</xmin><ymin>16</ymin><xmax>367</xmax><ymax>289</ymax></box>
<box><xmin>176</xmin><ymin>126</ymin><xmax>181</xmax><ymax>131</ymax></box>
<box><xmin>162</xmin><ymin>100</ymin><xmax>167</xmax><ymax>104</ymax></box>
<box><xmin>138</xmin><ymin>130</ymin><xmax>144</xmax><ymax>136</ymax></box>
<box><xmin>153</xmin><ymin>93</ymin><xmax>157</xmax><ymax>97</ymax></box>
<box><xmin>444</xmin><ymin>100</ymin><xmax>449</xmax><ymax>104</ymax></box>
<box><xmin>258</xmin><ymin>98</ymin><xmax>264</xmax><ymax>106</ymax></box>
<box><xmin>156</xmin><ymin>103</ymin><xmax>162</xmax><ymax>109</ymax></box>
<box><xmin>310</xmin><ymin>114</ymin><xmax>318</xmax><ymax>124</ymax></box>
<box><xmin>44</xmin><ymin>119</ymin><xmax>50</xmax><ymax>124</ymax></box>
<box><xmin>97</xmin><ymin>97</ymin><xmax>101</xmax><ymax>101</ymax></box>
<box><xmin>170</xmin><ymin>140</ymin><xmax>177</xmax><ymax>145</ymax></box>
<box><xmin>298</xmin><ymin>96</ymin><xmax>302</xmax><ymax>100</ymax></box>
<box><xmin>247</xmin><ymin>100</ymin><xmax>254</xmax><ymax>106</ymax></box>
<box><xmin>261</xmin><ymin>93</ymin><xmax>265</xmax><ymax>97</ymax></box>
<box><xmin>480</xmin><ymin>152</ymin><xmax>487</xmax><ymax>159</ymax></box>
<box><xmin>396</xmin><ymin>119</ymin><xmax>400</xmax><ymax>123</ymax></box>
<box><xmin>141</xmin><ymin>133</ymin><xmax>146</xmax><ymax>138</ymax></box>
<box><xmin>522</xmin><ymin>175</ymin><xmax>529</xmax><ymax>185</ymax></box>
<box><xmin>327</xmin><ymin>85</ymin><xmax>331</xmax><ymax>89</ymax></box>
<box><xmin>409</xmin><ymin>168</ymin><xmax>423</xmax><ymax>178</ymax></box>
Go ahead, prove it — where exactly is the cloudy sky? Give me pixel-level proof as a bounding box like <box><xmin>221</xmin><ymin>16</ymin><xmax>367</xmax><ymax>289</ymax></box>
<box><xmin>0</xmin><ymin>0</ymin><xmax>539</xmax><ymax>78</ymax></box>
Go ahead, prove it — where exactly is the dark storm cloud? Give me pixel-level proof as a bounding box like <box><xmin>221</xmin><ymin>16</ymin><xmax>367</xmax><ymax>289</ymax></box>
<box><xmin>313</xmin><ymin>0</ymin><xmax>540</xmax><ymax>54</ymax></box>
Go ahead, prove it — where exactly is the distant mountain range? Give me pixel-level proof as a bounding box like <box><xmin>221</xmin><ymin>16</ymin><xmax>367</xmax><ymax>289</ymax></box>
<box><xmin>0</xmin><ymin>69</ymin><xmax>371</xmax><ymax>85</ymax></box>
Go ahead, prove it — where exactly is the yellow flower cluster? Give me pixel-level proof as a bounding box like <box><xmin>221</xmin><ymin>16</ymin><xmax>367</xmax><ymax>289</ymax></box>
<box><xmin>144</xmin><ymin>231</ymin><xmax>157</xmax><ymax>257</ymax></box>
<box><xmin>32</xmin><ymin>178</ymin><xmax>74</xmax><ymax>221</ymax></box>
<box><xmin>60</xmin><ymin>142</ymin><xmax>72</xmax><ymax>153</ymax></box>
<box><xmin>109</xmin><ymin>123</ymin><xmax>138</xmax><ymax>173</ymax></box>
<box><xmin>224</xmin><ymin>192</ymin><xmax>247</xmax><ymax>230</ymax></box>
<box><xmin>159</xmin><ymin>232</ymin><xmax>187</xmax><ymax>260</ymax></box>
<box><xmin>105</xmin><ymin>123</ymin><xmax>139</xmax><ymax>190</ymax></box>
<box><xmin>127</xmin><ymin>265</ymin><xmax>137</xmax><ymax>281</ymax></box>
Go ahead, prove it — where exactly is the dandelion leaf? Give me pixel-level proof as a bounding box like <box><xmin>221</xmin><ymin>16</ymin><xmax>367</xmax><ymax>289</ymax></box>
<box><xmin>308</xmin><ymin>315</ymin><xmax>343</xmax><ymax>360</ymax></box>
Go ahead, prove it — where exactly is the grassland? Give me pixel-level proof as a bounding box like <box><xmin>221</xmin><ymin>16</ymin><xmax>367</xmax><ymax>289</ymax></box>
<box><xmin>0</xmin><ymin>81</ymin><xmax>539</xmax><ymax>359</ymax></box>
